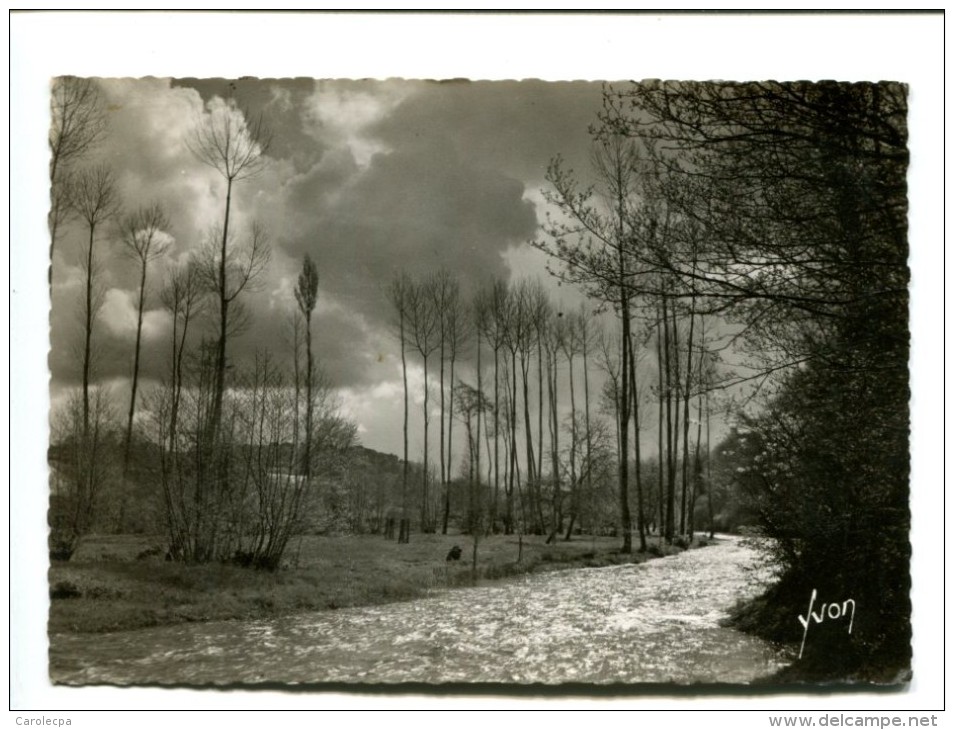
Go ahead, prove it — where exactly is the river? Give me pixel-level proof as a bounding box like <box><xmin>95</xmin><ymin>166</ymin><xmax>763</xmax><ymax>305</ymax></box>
<box><xmin>49</xmin><ymin>534</ymin><xmax>793</xmax><ymax>685</ymax></box>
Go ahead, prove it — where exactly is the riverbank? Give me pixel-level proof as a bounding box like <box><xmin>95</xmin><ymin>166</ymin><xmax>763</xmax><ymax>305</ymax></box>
<box><xmin>49</xmin><ymin>532</ymin><xmax>705</xmax><ymax>635</ymax></box>
<box><xmin>51</xmin><ymin>534</ymin><xmax>783</xmax><ymax>685</ymax></box>
<box><xmin>727</xmin><ymin>574</ymin><xmax>911</xmax><ymax>685</ymax></box>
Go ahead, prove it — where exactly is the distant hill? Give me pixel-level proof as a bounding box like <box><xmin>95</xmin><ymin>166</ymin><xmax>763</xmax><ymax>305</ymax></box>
<box><xmin>348</xmin><ymin>444</ymin><xmax>402</xmax><ymax>472</ymax></box>
<box><xmin>47</xmin><ymin>439</ymin><xmax>408</xmax><ymax>480</ymax></box>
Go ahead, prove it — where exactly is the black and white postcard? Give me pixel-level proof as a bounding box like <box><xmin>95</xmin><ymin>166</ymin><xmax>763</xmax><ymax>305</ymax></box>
<box><xmin>11</xmin><ymin>10</ymin><xmax>944</xmax><ymax>717</ymax></box>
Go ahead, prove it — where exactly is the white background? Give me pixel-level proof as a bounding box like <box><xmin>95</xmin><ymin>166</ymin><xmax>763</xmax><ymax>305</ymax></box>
<box><xmin>8</xmin><ymin>9</ymin><xmax>946</xmax><ymax>719</ymax></box>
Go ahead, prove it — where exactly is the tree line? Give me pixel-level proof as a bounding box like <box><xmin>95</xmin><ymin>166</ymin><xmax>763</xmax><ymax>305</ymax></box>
<box><xmin>386</xmin><ymin>267</ymin><xmax>723</xmax><ymax>554</ymax></box>
<box><xmin>535</xmin><ymin>81</ymin><xmax>910</xmax><ymax>676</ymax></box>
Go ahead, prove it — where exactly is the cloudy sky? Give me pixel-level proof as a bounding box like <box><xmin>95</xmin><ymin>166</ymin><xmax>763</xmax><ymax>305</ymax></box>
<box><xmin>50</xmin><ymin>77</ymin><xmax>621</xmax><ymax>457</ymax></box>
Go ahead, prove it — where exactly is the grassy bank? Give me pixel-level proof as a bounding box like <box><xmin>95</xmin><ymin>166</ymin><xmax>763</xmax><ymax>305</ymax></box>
<box><xmin>727</xmin><ymin>576</ymin><xmax>912</xmax><ymax>685</ymax></box>
<box><xmin>49</xmin><ymin>532</ymin><xmax>702</xmax><ymax>635</ymax></box>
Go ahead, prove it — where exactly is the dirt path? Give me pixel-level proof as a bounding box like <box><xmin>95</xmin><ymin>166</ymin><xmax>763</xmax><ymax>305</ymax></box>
<box><xmin>50</xmin><ymin>534</ymin><xmax>792</xmax><ymax>685</ymax></box>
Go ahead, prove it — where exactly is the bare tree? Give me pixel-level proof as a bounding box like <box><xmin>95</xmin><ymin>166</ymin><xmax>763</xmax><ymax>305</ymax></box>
<box><xmin>407</xmin><ymin>276</ymin><xmax>439</xmax><ymax>532</ymax></box>
<box><xmin>578</xmin><ymin>304</ymin><xmax>594</xmax><ymax>537</ymax></box>
<box><xmin>49</xmin><ymin>76</ymin><xmax>106</xmax><ymax>263</ymax></box>
<box><xmin>156</xmin><ymin>261</ymin><xmax>205</xmax><ymax>558</ymax></box>
<box><xmin>475</xmin><ymin>280</ymin><xmax>509</xmax><ymax>532</ymax></box>
<box><xmin>596</xmin><ymin>326</ymin><xmax>622</xmax><ymax>500</ymax></box>
<box><xmin>113</xmin><ymin>203</ymin><xmax>172</xmax><ymax>529</ymax></box>
<box><xmin>538</xmin><ymin>135</ymin><xmax>643</xmax><ymax>552</ymax></box>
<box><xmin>559</xmin><ymin>306</ymin><xmax>581</xmax><ymax>536</ymax></box>
<box><xmin>188</xmin><ymin>97</ymin><xmax>271</xmax><ymax>443</ymax></box>
<box><xmin>190</xmin><ymin>222</ymin><xmax>269</xmax><ymax>557</ymax></box>
<box><xmin>428</xmin><ymin>269</ymin><xmax>466</xmax><ymax>534</ymax></box>
<box><xmin>120</xmin><ymin>204</ymin><xmax>172</xmax><ymax>464</ymax></box>
<box><xmin>543</xmin><ymin>307</ymin><xmax>565</xmax><ymax>540</ymax></box>
<box><xmin>627</xmin><ymin>328</ymin><xmax>648</xmax><ymax>551</ymax></box>
<box><xmin>71</xmin><ymin>164</ymin><xmax>120</xmax><ymax>437</ymax></box>
<box><xmin>522</xmin><ymin>281</ymin><xmax>550</xmax><ymax>535</ymax></box>
<box><xmin>511</xmin><ymin>280</ymin><xmax>545</xmax><ymax>535</ymax></box>
<box><xmin>532</xmin><ymin>290</ymin><xmax>551</xmax><ymax>535</ymax></box>
<box><xmin>387</xmin><ymin>273</ymin><xmax>414</xmax><ymax>543</ymax></box>
<box><xmin>561</xmin><ymin>305</ymin><xmax>597</xmax><ymax>541</ymax></box>
<box><xmin>499</xmin><ymin>283</ymin><xmax>527</xmax><ymax>534</ymax></box>
<box><xmin>441</xmin><ymin>277</ymin><xmax>469</xmax><ymax>534</ymax></box>
<box><xmin>159</xmin><ymin>261</ymin><xmax>205</xmax><ymax>454</ymax></box>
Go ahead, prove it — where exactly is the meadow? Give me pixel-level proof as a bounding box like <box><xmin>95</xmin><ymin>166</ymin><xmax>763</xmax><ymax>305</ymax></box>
<box><xmin>49</xmin><ymin>531</ymin><xmax>697</xmax><ymax>634</ymax></box>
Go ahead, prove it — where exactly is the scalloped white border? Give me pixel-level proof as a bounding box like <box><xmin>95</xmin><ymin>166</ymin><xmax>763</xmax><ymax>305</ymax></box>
<box><xmin>9</xmin><ymin>10</ymin><xmax>945</xmax><ymax>716</ymax></box>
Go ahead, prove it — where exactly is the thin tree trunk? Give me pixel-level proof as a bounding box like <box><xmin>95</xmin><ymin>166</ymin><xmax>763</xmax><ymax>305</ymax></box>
<box><xmin>656</xmin><ymin>305</ymin><xmax>665</xmax><ymax>542</ymax></box>
<box><xmin>439</xmin><ymin>325</ymin><xmax>446</xmax><ymax>528</ymax></box>
<box><xmin>706</xmin><ymin>388</ymin><xmax>714</xmax><ymax>539</ymax></box>
<box><xmin>582</xmin><ymin>321</ymin><xmax>592</xmax><ymax>535</ymax></box>
<box><xmin>520</xmin><ymin>353</ymin><xmax>537</xmax><ymax>533</ymax></box>
<box><xmin>680</xmin><ymin>306</ymin><xmax>696</xmax><ymax>538</ymax></box>
<box><xmin>536</xmin><ymin>331</ymin><xmax>545</xmax><ymax>535</ymax></box>
<box><xmin>670</xmin><ymin>301</ymin><xmax>681</xmax><ymax>537</ymax></box>
<box><xmin>507</xmin><ymin>349</ymin><xmax>518</xmax><ymax>535</ymax></box>
<box><xmin>422</xmin><ymin>353</ymin><xmax>431</xmax><ymax>533</ymax></box>
<box><xmin>124</xmin><ymin>258</ymin><xmax>149</xmax><ymax>465</ymax></box>
<box><xmin>82</xmin><ymin>222</ymin><xmax>96</xmax><ymax>440</ymax></box>
<box><xmin>690</xmin><ymin>395</ymin><xmax>703</xmax><ymax>539</ymax></box>
<box><xmin>119</xmin><ymin>256</ymin><xmax>149</xmax><ymax>529</ymax></box>
<box><xmin>475</xmin><ymin>327</ymin><xmax>482</xmax><ymax>532</ymax></box>
<box><xmin>304</xmin><ymin>309</ymin><xmax>314</xmax><ymax>486</ymax></box>
<box><xmin>492</xmin><ymin>347</ymin><xmax>500</xmax><ymax>533</ymax></box>
<box><xmin>548</xmin><ymin>348</ymin><xmax>562</xmax><ymax>540</ymax></box>
<box><xmin>565</xmin><ymin>350</ymin><xmax>578</xmax><ymax>538</ymax></box>
<box><xmin>49</xmin><ymin>196</ymin><xmax>62</xmax><ymax>276</ymax></box>
<box><xmin>400</xmin><ymin>309</ymin><xmax>409</xmax><ymax>542</ymax></box>
<box><xmin>442</xmin><ymin>350</ymin><xmax>456</xmax><ymax>534</ymax></box>
<box><xmin>615</xmin><ymin>159</ymin><xmax>632</xmax><ymax>554</ymax></box>
<box><xmin>209</xmin><ymin>176</ymin><xmax>233</xmax><ymax>444</ymax></box>
<box><xmin>628</xmin><ymin>330</ymin><xmax>646</xmax><ymax>552</ymax></box>
<box><xmin>662</xmin><ymin>293</ymin><xmax>675</xmax><ymax>543</ymax></box>
<box><xmin>618</xmin><ymin>301</ymin><xmax>632</xmax><ymax>554</ymax></box>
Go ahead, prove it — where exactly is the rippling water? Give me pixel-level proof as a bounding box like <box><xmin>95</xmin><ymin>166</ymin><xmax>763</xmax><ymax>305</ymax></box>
<box><xmin>50</xmin><ymin>535</ymin><xmax>792</xmax><ymax>685</ymax></box>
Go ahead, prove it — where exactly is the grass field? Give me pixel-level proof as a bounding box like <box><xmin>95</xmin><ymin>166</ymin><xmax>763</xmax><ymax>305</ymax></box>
<box><xmin>48</xmin><ymin>531</ymin><xmax>704</xmax><ymax>634</ymax></box>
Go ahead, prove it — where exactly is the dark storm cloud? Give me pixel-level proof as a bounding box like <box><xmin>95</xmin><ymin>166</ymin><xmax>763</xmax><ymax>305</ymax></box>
<box><xmin>370</xmin><ymin>80</ymin><xmax>606</xmax><ymax>184</ymax></box>
<box><xmin>49</xmin><ymin>77</ymin><xmax>608</xmax><ymax>424</ymax></box>
<box><xmin>278</xmin><ymin>135</ymin><xmax>539</xmax><ymax>327</ymax></box>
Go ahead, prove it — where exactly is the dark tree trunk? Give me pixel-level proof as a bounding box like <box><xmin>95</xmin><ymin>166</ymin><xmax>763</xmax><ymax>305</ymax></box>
<box><xmin>656</xmin><ymin>304</ymin><xmax>665</xmax><ymax>543</ymax></box>
<box><xmin>520</xmin><ymin>354</ymin><xmax>538</xmax><ymax>534</ymax></box>
<box><xmin>442</xmin><ymin>350</ymin><xmax>457</xmax><ymax>535</ymax></box>
<box><xmin>82</xmin><ymin>222</ymin><xmax>96</xmax><ymax>440</ymax></box>
<box><xmin>680</xmin><ymin>307</ymin><xmax>696</xmax><ymax>538</ymax></box>
<box><xmin>662</xmin><ymin>293</ymin><xmax>676</xmax><ymax>543</ymax></box>
<box><xmin>208</xmin><ymin>176</ymin><xmax>233</xmax><ymax>446</ymax></box>
<box><xmin>628</xmin><ymin>331</ymin><xmax>647</xmax><ymax>552</ymax></box>
<box><xmin>422</xmin><ymin>354</ymin><xmax>431</xmax><ymax>533</ymax></box>
<box><xmin>400</xmin><ymin>310</ymin><xmax>409</xmax><ymax>543</ymax></box>
<box><xmin>439</xmin><ymin>327</ymin><xmax>446</xmax><ymax>532</ymax></box>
